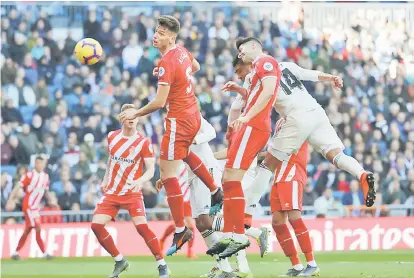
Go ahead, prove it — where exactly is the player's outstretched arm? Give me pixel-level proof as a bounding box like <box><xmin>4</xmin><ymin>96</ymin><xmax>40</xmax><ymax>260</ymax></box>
<box><xmin>5</xmin><ymin>182</ymin><xmax>22</xmax><ymax>211</ymax></box>
<box><xmin>231</xmin><ymin>77</ymin><xmax>277</xmax><ymax>131</ymax></box>
<box><xmin>119</xmin><ymin>85</ymin><xmax>170</xmax><ymax>121</ymax></box>
<box><xmin>214</xmin><ymin>149</ymin><xmax>228</xmax><ymax>160</ymax></box>
<box><xmin>131</xmin><ymin>157</ymin><xmax>156</xmax><ymax>192</ymax></box>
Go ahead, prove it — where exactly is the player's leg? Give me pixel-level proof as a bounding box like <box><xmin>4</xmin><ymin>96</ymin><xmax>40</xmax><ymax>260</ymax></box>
<box><xmin>184</xmin><ymin>204</ymin><xmax>196</xmax><ymax>258</ymax></box>
<box><xmin>31</xmin><ymin>210</ymin><xmax>52</xmax><ymax>259</ymax></box>
<box><xmin>12</xmin><ymin>210</ymin><xmax>34</xmax><ymax>260</ymax></box>
<box><xmin>92</xmin><ymin>196</ymin><xmax>128</xmax><ymax>278</ymax></box>
<box><xmin>270</xmin><ymin>184</ymin><xmax>304</xmax><ymax>277</ymax></box>
<box><xmin>159</xmin><ymin>222</ymin><xmax>175</xmax><ymax>252</ymax></box>
<box><xmin>307</xmin><ymin>110</ymin><xmax>375</xmax><ymax>207</ymax></box>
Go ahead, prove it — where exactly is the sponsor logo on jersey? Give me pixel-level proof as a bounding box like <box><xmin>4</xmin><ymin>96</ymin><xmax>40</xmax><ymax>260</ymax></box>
<box><xmin>110</xmin><ymin>155</ymin><xmax>135</xmax><ymax>164</ymax></box>
<box><xmin>158</xmin><ymin>67</ymin><xmax>165</xmax><ymax>77</ymax></box>
<box><xmin>263</xmin><ymin>62</ymin><xmax>273</xmax><ymax>71</ymax></box>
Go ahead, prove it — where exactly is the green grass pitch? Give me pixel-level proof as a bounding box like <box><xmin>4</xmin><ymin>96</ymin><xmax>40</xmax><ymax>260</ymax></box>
<box><xmin>2</xmin><ymin>250</ymin><xmax>414</xmax><ymax>278</ymax></box>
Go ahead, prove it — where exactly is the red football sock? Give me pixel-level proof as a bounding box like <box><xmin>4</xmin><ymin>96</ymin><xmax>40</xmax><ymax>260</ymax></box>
<box><xmin>16</xmin><ymin>227</ymin><xmax>32</xmax><ymax>252</ymax></box>
<box><xmin>136</xmin><ymin>224</ymin><xmax>163</xmax><ymax>261</ymax></box>
<box><xmin>290</xmin><ymin>218</ymin><xmax>314</xmax><ymax>263</ymax></box>
<box><xmin>91</xmin><ymin>223</ymin><xmax>120</xmax><ymax>257</ymax></box>
<box><xmin>222</xmin><ymin>181</ymin><xmax>245</xmax><ymax>234</ymax></box>
<box><xmin>161</xmin><ymin>223</ymin><xmax>175</xmax><ymax>241</ymax></box>
<box><xmin>187</xmin><ymin>227</ymin><xmax>195</xmax><ymax>258</ymax></box>
<box><xmin>35</xmin><ymin>229</ymin><xmax>46</xmax><ymax>253</ymax></box>
<box><xmin>244</xmin><ymin>213</ymin><xmax>253</xmax><ymax>228</ymax></box>
<box><xmin>163</xmin><ymin>177</ymin><xmax>185</xmax><ymax>228</ymax></box>
<box><xmin>273</xmin><ymin>223</ymin><xmax>301</xmax><ymax>266</ymax></box>
<box><xmin>184</xmin><ymin>151</ymin><xmax>218</xmax><ymax>192</ymax></box>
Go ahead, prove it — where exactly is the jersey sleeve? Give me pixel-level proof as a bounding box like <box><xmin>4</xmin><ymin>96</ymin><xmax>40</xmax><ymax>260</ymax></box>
<box><xmin>157</xmin><ymin>58</ymin><xmax>175</xmax><ymax>86</ymax></box>
<box><xmin>282</xmin><ymin>62</ymin><xmax>319</xmax><ymax>82</ymax></box>
<box><xmin>255</xmin><ymin>56</ymin><xmax>280</xmax><ymax>82</ymax></box>
<box><xmin>141</xmin><ymin>139</ymin><xmax>155</xmax><ymax>159</ymax></box>
<box><xmin>185</xmin><ymin>47</ymin><xmax>194</xmax><ymax>62</ymax></box>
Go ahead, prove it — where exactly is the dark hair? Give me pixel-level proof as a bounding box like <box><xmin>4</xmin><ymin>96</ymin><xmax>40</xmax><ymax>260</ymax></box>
<box><xmin>35</xmin><ymin>155</ymin><xmax>45</xmax><ymax>161</ymax></box>
<box><xmin>157</xmin><ymin>15</ymin><xmax>180</xmax><ymax>34</ymax></box>
<box><xmin>232</xmin><ymin>56</ymin><xmax>244</xmax><ymax>68</ymax></box>
<box><xmin>235</xmin><ymin>37</ymin><xmax>263</xmax><ymax>50</ymax></box>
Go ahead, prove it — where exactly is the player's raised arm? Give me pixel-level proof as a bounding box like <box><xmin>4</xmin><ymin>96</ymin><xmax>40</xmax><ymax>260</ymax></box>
<box><xmin>282</xmin><ymin>62</ymin><xmax>343</xmax><ymax>90</ymax></box>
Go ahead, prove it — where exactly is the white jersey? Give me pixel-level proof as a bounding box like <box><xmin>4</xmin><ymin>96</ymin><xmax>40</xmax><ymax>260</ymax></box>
<box><xmin>275</xmin><ymin>62</ymin><xmax>321</xmax><ymax>117</ymax></box>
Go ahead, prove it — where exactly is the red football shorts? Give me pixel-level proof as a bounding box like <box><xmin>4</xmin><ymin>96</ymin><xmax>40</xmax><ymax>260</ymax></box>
<box><xmin>226</xmin><ymin>125</ymin><xmax>270</xmax><ymax>170</ymax></box>
<box><xmin>24</xmin><ymin>209</ymin><xmax>41</xmax><ymax>227</ymax></box>
<box><xmin>161</xmin><ymin>112</ymin><xmax>201</xmax><ymax>161</ymax></box>
<box><xmin>184</xmin><ymin>201</ymin><xmax>192</xmax><ymax>218</ymax></box>
<box><xmin>270</xmin><ymin>181</ymin><xmax>304</xmax><ymax>212</ymax></box>
<box><xmin>94</xmin><ymin>194</ymin><xmax>146</xmax><ymax>221</ymax></box>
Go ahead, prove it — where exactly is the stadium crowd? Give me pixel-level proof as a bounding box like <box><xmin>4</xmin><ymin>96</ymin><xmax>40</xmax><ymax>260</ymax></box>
<box><xmin>1</xmin><ymin>3</ymin><xmax>414</xmax><ymax>221</ymax></box>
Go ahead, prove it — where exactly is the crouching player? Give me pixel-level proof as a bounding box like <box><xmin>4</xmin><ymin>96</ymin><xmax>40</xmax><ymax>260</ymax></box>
<box><xmin>271</xmin><ymin>120</ymin><xmax>319</xmax><ymax>277</ymax></box>
<box><xmin>92</xmin><ymin>104</ymin><xmax>169</xmax><ymax>278</ymax></box>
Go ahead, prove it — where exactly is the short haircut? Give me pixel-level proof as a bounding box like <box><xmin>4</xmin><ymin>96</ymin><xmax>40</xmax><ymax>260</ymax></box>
<box><xmin>157</xmin><ymin>15</ymin><xmax>180</xmax><ymax>34</ymax></box>
<box><xmin>232</xmin><ymin>56</ymin><xmax>244</xmax><ymax>68</ymax></box>
<box><xmin>121</xmin><ymin>103</ymin><xmax>135</xmax><ymax>112</ymax></box>
<box><xmin>35</xmin><ymin>155</ymin><xmax>45</xmax><ymax>161</ymax></box>
<box><xmin>235</xmin><ymin>37</ymin><xmax>263</xmax><ymax>50</ymax></box>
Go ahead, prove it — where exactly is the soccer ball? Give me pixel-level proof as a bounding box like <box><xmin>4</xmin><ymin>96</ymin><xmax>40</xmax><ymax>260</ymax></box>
<box><xmin>74</xmin><ymin>38</ymin><xmax>103</xmax><ymax>65</ymax></box>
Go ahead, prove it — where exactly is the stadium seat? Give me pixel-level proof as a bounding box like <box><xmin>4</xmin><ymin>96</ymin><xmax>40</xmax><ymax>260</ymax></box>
<box><xmin>1</xmin><ymin>165</ymin><xmax>17</xmax><ymax>177</ymax></box>
<box><xmin>19</xmin><ymin>105</ymin><xmax>37</xmax><ymax>124</ymax></box>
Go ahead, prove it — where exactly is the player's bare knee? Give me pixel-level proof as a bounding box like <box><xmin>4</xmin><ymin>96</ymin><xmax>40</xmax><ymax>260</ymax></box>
<box><xmin>325</xmin><ymin>148</ymin><xmax>342</xmax><ymax>164</ymax></box>
<box><xmin>272</xmin><ymin>211</ymin><xmax>287</xmax><ymax>226</ymax></box>
<box><xmin>195</xmin><ymin>215</ymin><xmax>212</xmax><ymax>232</ymax></box>
<box><xmin>263</xmin><ymin>154</ymin><xmax>280</xmax><ymax>173</ymax></box>
<box><xmin>132</xmin><ymin>216</ymin><xmax>147</xmax><ymax>225</ymax></box>
<box><xmin>287</xmin><ymin>210</ymin><xmax>302</xmax><ymax>222</ymax></box>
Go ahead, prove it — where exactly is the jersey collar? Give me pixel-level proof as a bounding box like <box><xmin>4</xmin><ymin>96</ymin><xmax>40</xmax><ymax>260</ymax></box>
<box><xmin>253</xmin><ymin>54</ymin><xmax>267</xmax><ymax>65</ymax></box>
<box><xmin>162</xmin><ymin>45</ymin><xmax>177</xmax><ymax>56</ymax></box>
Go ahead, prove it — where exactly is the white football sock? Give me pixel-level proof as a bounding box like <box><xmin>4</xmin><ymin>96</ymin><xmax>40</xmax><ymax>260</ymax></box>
<box><xmin>332</xmin><ymin>153</ymin><xmax>365</xmax><ymax>179</ymax></box>
<box><xmin>250</xmin><ymin>165</ymin><xmax>273</xmax><ymax>204</ymax></box>
<box><xmin>114</xmin><ymin>254</ymin><xmax>123</xmax><ymax>261</ymax></box>
<box><xmin>212</xmin><ymin>216</ymin><xmax>224</xmax><ymax>232</ymax></box>
<box><xmin>233</xmin><ymin>233</ymin><xmax>248</xmax><ymax>242</ymax></box>
<box><xmin>157</xmin><ymin>259</ymin><xmax>167</xmax><ymax>266</ymax></box>
<box><xmin>217</xmin><ymin>257</ymin><xmax>233</xmax><ymax>272</ymax></box>
<box><xmin>201</xmin><ymin>229</ymin><xmax>219</xmax><ymax>249</ymax></box>
<box><xmin>293</xmin><ymin>264</ymin><xmax>304</xmax><ymax>271</ymax></box>
<box><xmin>245</xmin><ymin>227</ymin><xmax>262</xmax><ymax>240</ymax></box>
<box><xmin>307</xmin><ymin>260</ymin><xmax>317</xmax><ymax>267</ymax></box>
<box><xmin>236</xmin><ymin>249</ymin><xmax>250</xmax><ymax>273</ymax></box>
<box><xmin>175</xmin><ymin>226</ymin><xmax>185</xmax><ymax>233</ymax></box>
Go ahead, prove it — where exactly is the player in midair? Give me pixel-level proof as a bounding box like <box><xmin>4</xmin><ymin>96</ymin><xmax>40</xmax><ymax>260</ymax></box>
<box><xmin>92</xmin><ymin>104</ymin><xmax>169</xmax><ymax>278</ymax></box>
<box><xmin>270</xmin><ymin>120</ymin><xmax>319</xmax><ymax>277</ymax></box>
<box><xmin>120</xmin><ymin>15</ymin><xmax>224</xmax><ymax>256</ymax></box>
<box><xmin>6</xmin><ymin>155</ymin><xmax>53</xmax><ymax>260</ymax></box>
<box><xmin>207</xmin><ymin>37</ymin><xmax>281</xmax><ymax>259</ymax></box>
<box><xmin>225</xmin><ymin>53</ymin><xmax>376</xmax><ymax>216</ymax></box>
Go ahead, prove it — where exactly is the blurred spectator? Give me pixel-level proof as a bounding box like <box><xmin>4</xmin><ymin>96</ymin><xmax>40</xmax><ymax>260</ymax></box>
<box><xmin>1</xmin><ymin>99</ymin><xmax>23</xmax><ymax>124</ymax></box>
<box><xmin>122</xmin><ymin>33</ymin><xmax>142</xmax><ymax>74</ymax></box>
<box><xmin>342</xmin><ymin>180</ymin><xmax>364</xmax><ymax>216</ymax></box>
<box><xmin>83</xmin><ymin>11</ymin><xmax>100</xmax><ymax>40</ymax></box>
<box><xmin>314</xmin><ymin>188</ymin><xmax>334</xmax><ymax>218</ymax></box>
<box><xmin>8</xmin><ymin>135</ymin><xmax>30</xmax><ymax>165</ymax></box>
<box><xmin>80</xmin><ymin>133</ymin><xmax>97</xmax><ymax>163</ymax></box>
<box><xmin>1</xmin><ymin>172</ymin><xmax>13</xmax><ymax>210</ymax></box>
<box><xmin>58</xmin><ymin>181</ymin><xmax>80</xmax><ymax>210</ymax></box>
<box><xmin>1</xmin><ymin>133</ymin><xmax>13</xmax><ymax>165</ymax></box>
<box><xmin>302</xmin><ymin>182</ymin><xmax>317</xmax><ymax>207</ymax></box>
<box><xmin>41</xmin><ymin>192</ymin><xmax>63</xmax><ymax>224</ymax></box>
<box><xmin>5</xmin><ymin>77</ymin><xmax>36</xmax><ymax>106</ymax></box>
<box><xmin>18</xmin><ymin>124</ymin><xmax>40</xmax><ymax>156</ymax></box>
<box><xmin>314</xmin><ymin>164</ymin><xmax>339</xmax><ymax>195</ymax></box>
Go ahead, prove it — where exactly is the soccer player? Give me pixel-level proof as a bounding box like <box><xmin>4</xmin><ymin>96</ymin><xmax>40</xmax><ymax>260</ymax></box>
<box><xmin>119</xmin><ymin>15</ymin><xmax>223</xmax><ymax>256</ymax></box>
<box><xmin>207</xmin><ymin>37</ymin><xmax>281</xmax><ymax>259</ymax></box>
<box><xmin>6</xmin><ymin>155</ymin><xmax>53</xmax><ymax>260</ymax></box>
<box><xmin>159</xmin><ymin>163</ymin><xmax>196</xmax><ymax>258</ymax></box>
<box><xmin>227</xmin><ymin>57</ymin><xmax>376</xmax><ymax>213</ymax></box>
<box><xmin>270</xmin><ymin>119</ymin><xmax>319</xmax><ymax>277</ymax></box>
<box><xmin>92</xmin><ymin>104</ymin><xmax>169</xmax><ymax>278</ymax></box>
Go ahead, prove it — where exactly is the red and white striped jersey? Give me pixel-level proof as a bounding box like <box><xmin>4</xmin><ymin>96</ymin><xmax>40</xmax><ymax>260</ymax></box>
<box><xmin>274</xmin><ymin>142</ymin><xmax>308</xmax><ymax>185</ymax></box>
<box><xmin>20</xmin><ymin>170</ymin><xmax>50</xmax><ymax>210</ymax></box>
<box><xmin>105</xmin><ymin>129</ymin><xmax>155</xmax><ymax>197</ymax></box>
<box><xmin>178</xmin><ymin>163</ymin><xmax>190</xmax><ymax>202</ymax></box>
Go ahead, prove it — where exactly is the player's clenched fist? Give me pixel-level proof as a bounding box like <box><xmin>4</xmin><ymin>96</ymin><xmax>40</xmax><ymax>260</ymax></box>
<box><xmin>155</xmin><ymin>179</ymin><xmax>163</xmax><ymax>193</ymax></box>
<box><xmin>330</xmin><ymin>76</ymin><xmax>343</xmax><ymax>91</ymax></box>
<box><xmin>153</xmin><ymin>67</ymin><xmax>159</xmax><ymax>77</ymax></box>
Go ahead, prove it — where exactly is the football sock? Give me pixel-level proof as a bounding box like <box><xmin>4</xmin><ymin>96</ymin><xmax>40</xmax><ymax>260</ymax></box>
<box><xmin>251</xmin><ymin>165</ymin><xmax>273</xmax><ymax>203</ymax></box>
<box><xmin>184</xmin><ymin>151</ymin><xmax>218</xmax><ymax>193</ymax></box>
<box><xmin>290</xmin><ymin>218</ymin><xmax>316</xmax><ymax>266</ymax></box>
<box><xmin>35</xmin><ymin>229</ymin><xmax>46</xmax><ymax>253</ymax></box>
<box><xmin>91</xmin><ymin>223</ymin><xmax>120</xmax><ymax>258</ymax></box>
<box><xmin>163</xmin><ymin>177</ymin><xmax>185</xmax><ymax>229</ymax></box>
<box><xmin>160</xmin><ymin>223</ymin><xmax>175</xmax><ymax>242</ymax></box>
<box><xmin>236</xmin><ymin>249</ymin><xmax>251</xmax><ymax>273</ymax></box>
<box><xmin>273</xmin><ymin>223</ymin><xmax>301</xmax><ymax>267</ymax></box>
<box><xmin>201</xmin><ymin>229</ymin><xmax>218</xmax><ymax>248</ymax></box>
<box><xmin>212</xmin><ymin>216</ymin><xmax>224</xmax><ymax>232</ymax></box>
<box><xmin>15</xmin><ymin>227</ymin><xmax>32</xmax><ymax>252</ymax></box>
<box><xmin>245</xmin><ymin>227</ymin><xmax>262</xmax><ymax>240</ymax></box>
<box><xmin>332</xmin><ymin>153</ymin><xmax>365</xmax><ymax>180</ymax></box>
<box><xmin>222</xmin><ymin>181</ymin><xmax>245</xmax><ymax>235</ymax></box>
<box><xmin>135</xmin><ymin>224</ymin><xmax>163</xmax><ymax>261</ymax></box>
<box><xmin>244</xmin><ymin>213</ymin><xmax>253</xmax><ymax>228</ymax></box>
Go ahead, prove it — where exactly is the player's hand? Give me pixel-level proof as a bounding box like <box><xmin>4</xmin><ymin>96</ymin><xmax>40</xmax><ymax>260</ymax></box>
<box><xmin>153</xmin><ymin>67</ymin><xmax>159</xmax><ymax>77</ymax></box>
<box><xmin>330</xmin><ymin>76</ymin><xmax>343</xmax><ymax>91</ymax></box>
<box><xmin>100</xmin><ymin>183</ymin><xmax>107</xmax><ymax>194</ymax></box>
<box><xmin>230</xmin><ymin>116</ymin><xmax>249</xmax><ymax>132</ymax></box>
<box><xmin>155</xmin><ymin>179</ymin><xmax>163</xmax><ymax>193</ymax></box>
<box><xmin>119</xmin><ymin>109</ymin><xmax>138</xmax><ymax>122</ymax></box>
<box><xmin>5</xmin><ymin>201</ymin><xmax>15</xmax><ymax>212</ymax></box>
<box><xmin>222</xmin><ymin>81</ymin><xmax>245</xmax><ymax>95</ymax></box>
<box><xmin>130</xmin><ymin>179</ymin><xmax>144</xmax><ymax>192</ymax></box>
<box><xmin>225</xmin><ymin>127</ymin><xmax>233</xmax><ymax>142</ymax></box>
